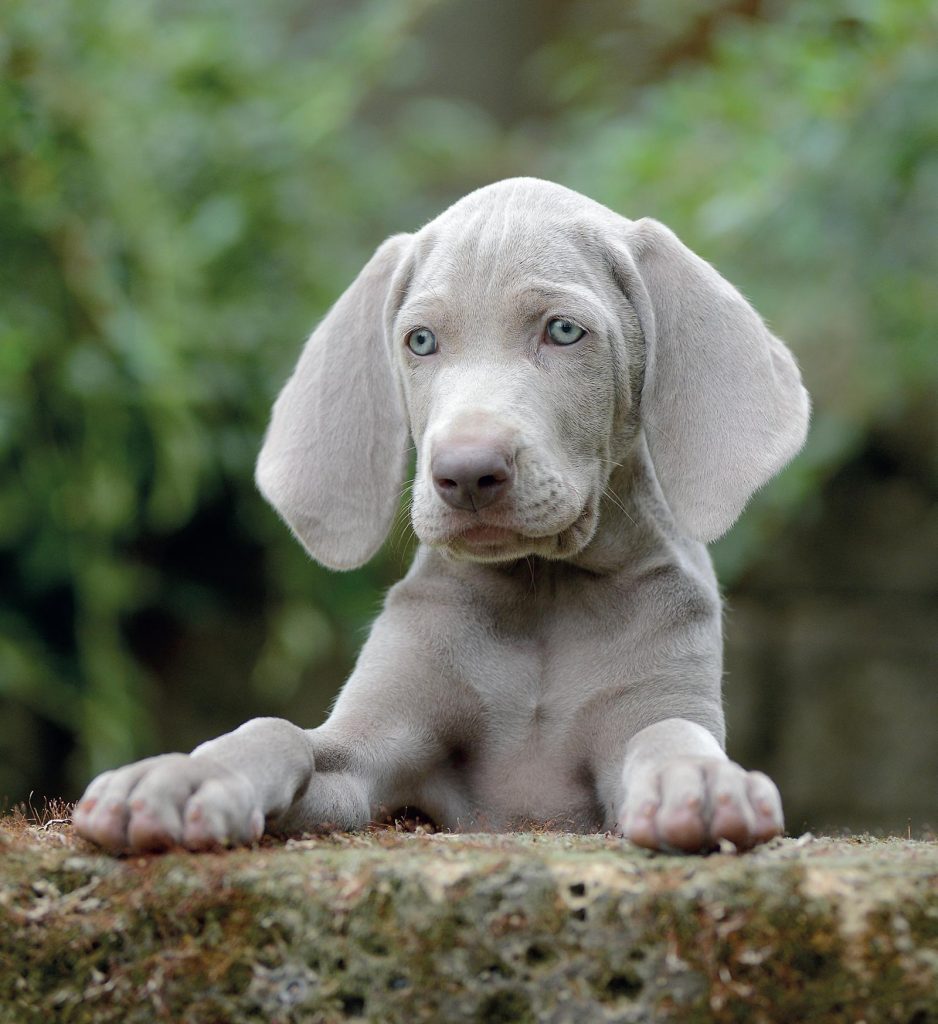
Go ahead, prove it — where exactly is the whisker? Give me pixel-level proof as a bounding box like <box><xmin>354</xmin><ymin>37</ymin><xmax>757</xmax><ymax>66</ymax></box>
<box><xmin>388</xmin><ymin>520</ymin><xmax>415</xmax><ymax>559</ymax></box>
<box><xmin>392</xmin><ymin>502</ymin><xmax>414</xmax><ymax>543</ymax></box>
<box><xmin>525</xmin><ymin>555</ymin><xmax>536</xmax><ymax>597</ymax></box>
<box><xmin>387</xmin><ymin>484</ymin><xmax>417</xmax><ymax>557</ymax></box>
<box><xmin>602</xmin><ymin>485</ymin><xmax>638</xmax><ymax>528</ymax></box>
<box><xmin>642</xmin><ymin>418</ymin><xmax>679</xmax><ymax>453</ymax></box>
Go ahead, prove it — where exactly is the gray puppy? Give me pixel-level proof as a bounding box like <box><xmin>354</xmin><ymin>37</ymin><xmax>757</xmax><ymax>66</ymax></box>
<box><xmin>73</xmin><ymin>179</ymin><xmax>809</xmax><ymax>854</ymax></box>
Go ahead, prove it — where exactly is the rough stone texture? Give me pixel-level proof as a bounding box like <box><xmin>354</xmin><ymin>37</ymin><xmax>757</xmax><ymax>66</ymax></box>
<box><xmin>2</xmin><ymin>815</ymin><xmax>937</xmax><ymax>1024</ymax></box>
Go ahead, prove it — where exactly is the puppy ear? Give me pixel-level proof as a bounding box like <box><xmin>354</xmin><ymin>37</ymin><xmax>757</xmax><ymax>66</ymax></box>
<box><xmin>617</xmin><ymin>218</ymin><xmax>809</xmax><ymax>542</ymax></box>
<box><xmin>255</xmin><ymin>234</ymin><xmax>412</xmax><ymax>570</ymax></box>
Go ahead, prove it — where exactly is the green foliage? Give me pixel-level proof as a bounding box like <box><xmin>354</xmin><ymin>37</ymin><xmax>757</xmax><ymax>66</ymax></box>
<box><xmin>536</xmin><ymin>0</ymin><xmax>938</xmax><ymax>577</ymax></box>
<box><xmin>1</xmin><ymin>0</ymin><xmax>933</xmax><ymax>803</ymax></box>
<box><xmin>0</xmin><ymin>0</ymin><xmax>447</xmax><ymax>796</ymax></box>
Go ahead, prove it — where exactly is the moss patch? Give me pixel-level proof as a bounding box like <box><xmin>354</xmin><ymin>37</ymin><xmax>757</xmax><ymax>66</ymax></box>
<box><xmin>1</xmin><ymin>816</ymin><xmax>937</xmax><ymax>1023</ymax></box>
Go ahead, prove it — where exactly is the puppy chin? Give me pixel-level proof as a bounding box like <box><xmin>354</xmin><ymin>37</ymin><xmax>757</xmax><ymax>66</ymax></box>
<box><xmin>414</xmin><ymin>501</ymin><xmax>599</xmax><ymax>565</ymax></box>
<box><xmin>536</xmin><ymin>500</ymin><xmax>600</xmax><ymax>561</ymax></box>
<box><xmin>413</xmin><ymin>523</ymin><xmax>537</xmax><ymax>564</ymax></box>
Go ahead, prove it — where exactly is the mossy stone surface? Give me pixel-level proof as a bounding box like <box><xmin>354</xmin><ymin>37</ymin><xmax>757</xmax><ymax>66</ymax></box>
<box><xmin>2</xmin><ymin>820</ymin><xmax>937</xmax><ymax>1023</ymax></box>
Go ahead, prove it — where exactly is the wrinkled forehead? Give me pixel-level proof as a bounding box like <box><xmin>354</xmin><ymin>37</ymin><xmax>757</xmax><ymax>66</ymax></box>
<box><xmin>400</xmin><ymin>188</ymin><xmax>614</xmax><ymax>330</ymax></box>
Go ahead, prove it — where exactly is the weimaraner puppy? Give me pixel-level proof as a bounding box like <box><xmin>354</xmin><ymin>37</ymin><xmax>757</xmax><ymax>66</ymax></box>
<box><xmin>73</xmin><ymin>178</ymin><xmax>809</xmax><ymax>854</ymax></box>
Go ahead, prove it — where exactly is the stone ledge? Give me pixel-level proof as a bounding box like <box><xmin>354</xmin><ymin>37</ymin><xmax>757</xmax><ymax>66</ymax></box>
<box><xmin>1</xmin><ymin>818</ymin><xmax>936</xmax><ymax>1023</ymax></box>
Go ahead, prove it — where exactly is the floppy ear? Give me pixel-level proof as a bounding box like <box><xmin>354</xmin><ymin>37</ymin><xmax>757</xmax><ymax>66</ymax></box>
<box><xmin>255</xmin><ymin>234</ymin><xmax>412</xmax><ymax>570</ymax></box>
<box><xmin>615</xmin><ymin>218</ymin><xmax>809</xmax><ymax>542</ymax></box>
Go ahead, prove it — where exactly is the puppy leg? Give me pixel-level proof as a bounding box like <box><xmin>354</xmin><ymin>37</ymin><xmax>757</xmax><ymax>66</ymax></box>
<box><xmin>73</xmin><ymin>717</ymin><xmax>315</xmax><ymax>852</ymax></box>
<box><xmin>74</xmin><ymin>714</ymin><xmax>454</xmax><ymax>852</ymax></box>
<box><xmin>616</xmin><ymin>718</ymin><xmax>784</xmax><ymax>853</ymax></box>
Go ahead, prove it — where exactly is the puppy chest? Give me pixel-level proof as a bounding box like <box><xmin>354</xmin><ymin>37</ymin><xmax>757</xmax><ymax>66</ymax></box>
<box><xmin>461</xmin><ymin>664</ymin><xmax>601</xmax><ymax>828</ymax></box>
<box><xmin>467</xmin><ymin>731</ymin><xmax>600</xmax><ymax>830</ymax></box>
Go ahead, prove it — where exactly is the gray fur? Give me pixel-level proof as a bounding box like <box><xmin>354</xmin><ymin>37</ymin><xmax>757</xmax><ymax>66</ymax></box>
<box><xmin>74</xmin><ymin>179</ymin><xmax>807</xmax><ymax>853</ymax></box>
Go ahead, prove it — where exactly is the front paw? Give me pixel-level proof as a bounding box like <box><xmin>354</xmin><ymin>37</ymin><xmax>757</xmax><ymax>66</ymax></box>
<box><xmin>618</xmin><ymin>758</ymin><xmax>783</xmax><ymax>853</ymax></box>
<box><xmin>72</xmin><ymin>753</ymin><xmax>265</xmax><ymax>853</ymax></box>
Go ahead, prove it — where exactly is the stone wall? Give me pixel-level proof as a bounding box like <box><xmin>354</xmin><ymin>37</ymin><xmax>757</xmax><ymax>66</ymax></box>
<box><xmin>2</xmin><ymin>818</ymin><xmax>937</xmax><ymax>1023</ymax></box>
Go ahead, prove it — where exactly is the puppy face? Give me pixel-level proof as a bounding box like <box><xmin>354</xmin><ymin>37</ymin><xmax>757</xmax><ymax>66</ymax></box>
<box><xmin>393</xmin><ymin>193</ymin><xmax>643</xmax><ymax>563</ymax></box>
<box><xmin>256</xmin><ymin>178</ymin><xmax>807</xmax><ymax>572</ymax></box>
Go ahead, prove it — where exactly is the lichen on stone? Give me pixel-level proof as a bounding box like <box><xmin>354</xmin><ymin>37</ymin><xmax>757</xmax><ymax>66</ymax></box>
<box><xmin>1</xmin><ymin>814</ymin><xmax>936</xmax><ymax>1023</ymax></box>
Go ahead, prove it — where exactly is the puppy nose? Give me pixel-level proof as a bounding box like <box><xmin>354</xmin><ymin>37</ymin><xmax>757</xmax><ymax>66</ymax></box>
<box><xmin>432</xmin><ymin>445</ymin><xmax>514</xmax><ymax>511</ymax></box>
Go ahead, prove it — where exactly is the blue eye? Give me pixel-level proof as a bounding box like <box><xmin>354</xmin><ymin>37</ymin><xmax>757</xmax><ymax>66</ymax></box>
<box><xmin>546</xmin><ymin>318</ymin><xmax>586</xmax><ymax>345</ymax></box>
<box><xmin>407</xmin><ymin>327</ymin><xmax>437</xmax><ymax>356</ymax></box>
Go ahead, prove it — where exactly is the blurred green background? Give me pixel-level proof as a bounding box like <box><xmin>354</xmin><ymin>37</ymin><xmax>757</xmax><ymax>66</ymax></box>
<box><xmin>2</xmin><ymin>0</ymin><xmax>936</xmax><ymax>833</ymax></box>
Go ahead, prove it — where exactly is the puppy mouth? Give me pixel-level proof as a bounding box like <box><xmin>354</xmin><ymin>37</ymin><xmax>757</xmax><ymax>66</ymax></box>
<box><xmin>437</xmin><ymin>502</ymin><xmax>597</xmax><ymax>562</ymax></box>
<box><xmin>443</xmin><ymin>523</ymin><xmax>526</xmax><ymax>561</ymax></box>
<box><xmin>459</xmin><ymin>524</ymin><xmax>520</xmax><ymax>547</ymax></box>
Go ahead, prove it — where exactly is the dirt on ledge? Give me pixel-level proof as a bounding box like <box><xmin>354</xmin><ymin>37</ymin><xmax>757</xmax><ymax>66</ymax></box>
<box><xmin>1</xmin><ymin>810</ymin><xmax>937</xmax><ymax>1023</ymax></box>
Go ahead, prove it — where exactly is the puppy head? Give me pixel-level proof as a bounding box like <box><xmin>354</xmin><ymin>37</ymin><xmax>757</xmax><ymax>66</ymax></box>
<box><xmin>256</xmin><ymin>179</ymin><xmax>808</xmax><ymax>569</ymax></box>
